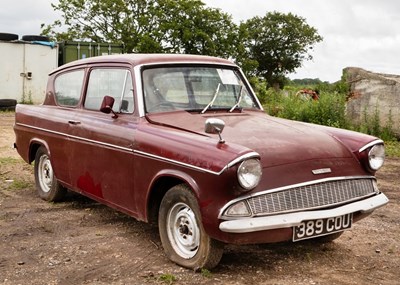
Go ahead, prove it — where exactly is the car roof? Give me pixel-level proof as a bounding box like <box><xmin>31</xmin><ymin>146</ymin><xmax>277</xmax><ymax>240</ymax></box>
<box><xmin>51</xmin><ymin>53</ymin><xmax>236</xmax><ymax>74</ymax></box>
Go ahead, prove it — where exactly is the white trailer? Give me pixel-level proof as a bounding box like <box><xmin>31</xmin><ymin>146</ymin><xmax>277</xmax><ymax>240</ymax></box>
<box><xmin>0</xmin><ymin>40</ymin><xmax>58</xmax><ymax>105</ymax></box>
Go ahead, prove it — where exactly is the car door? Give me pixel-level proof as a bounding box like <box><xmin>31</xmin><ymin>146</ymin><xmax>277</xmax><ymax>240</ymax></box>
<box><xmin>67</xmin><ymin>66</ymin><xmax>139</xmax><ymax>215</ymax></box>
<box><xmin>45</xmin><ymin>68</ymin><xmax>86</xmax><ymax>186</ymax></box>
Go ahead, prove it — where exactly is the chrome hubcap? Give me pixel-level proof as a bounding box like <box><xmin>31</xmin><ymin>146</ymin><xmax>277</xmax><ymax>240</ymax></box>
<box><xmin>167</xmin><ymin>202</ymin><xmax>200</xmax><ymax>259</ymax></box>
<box><xmin>38</xmin><ymin>155</ymin><xmax>53</xmax><ymax>193</ymax></box>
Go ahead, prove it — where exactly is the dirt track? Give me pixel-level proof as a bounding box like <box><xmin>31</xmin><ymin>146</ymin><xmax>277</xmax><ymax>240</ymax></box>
<box><xmin>1</xmin><ymin>112</ymin><xmax>399</xmax><ymax>285</ymax></box>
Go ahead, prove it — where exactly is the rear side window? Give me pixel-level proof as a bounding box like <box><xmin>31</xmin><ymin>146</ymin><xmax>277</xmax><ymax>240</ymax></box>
<box><xmin>84</xmin><ymin>68</ymin><xmax>134</xmax><ymax>113</ymax></box>
<box><xmin>54</xmin><ymin>70</ymin><xmax>84</xmax><ymax>107</ymax></box>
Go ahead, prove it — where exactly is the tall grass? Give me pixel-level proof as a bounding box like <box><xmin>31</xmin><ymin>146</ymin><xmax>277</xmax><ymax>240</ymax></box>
<box><xmin>262</xmin><ymin>89</ymin><xmax>348</xmax><ymax>129</ymax></box>
<box><xmin>256</xmin><ymin>87</ymin><xmax>397</xmax><ymax>142</ymax></box>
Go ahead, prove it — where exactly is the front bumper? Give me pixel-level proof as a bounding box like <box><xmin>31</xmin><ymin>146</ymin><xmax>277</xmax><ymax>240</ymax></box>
<box><xmin>219</xmin><ymin>193</ymin><xmax>388</xmax><ymax>233</ymax></box>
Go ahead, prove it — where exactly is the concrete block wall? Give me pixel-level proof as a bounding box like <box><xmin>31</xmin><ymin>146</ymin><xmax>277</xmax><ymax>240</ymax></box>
<box><xmin>345</xmin><ymin>67</ymin><xmax>400</xmax><ymax>137</ymax></box>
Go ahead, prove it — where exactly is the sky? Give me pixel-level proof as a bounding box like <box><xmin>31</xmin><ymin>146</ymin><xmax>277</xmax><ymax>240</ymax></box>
<box><xmin>1</xmin><ymin>0</ymin><xmax>399</xmax><ymax>82</ymax></box>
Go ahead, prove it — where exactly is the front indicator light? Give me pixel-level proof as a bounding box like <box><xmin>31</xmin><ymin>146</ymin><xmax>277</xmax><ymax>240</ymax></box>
<box><xmin>225</xmin><ymin>201</ymin><xmax>251</xmax><ymax>217</ymax></box>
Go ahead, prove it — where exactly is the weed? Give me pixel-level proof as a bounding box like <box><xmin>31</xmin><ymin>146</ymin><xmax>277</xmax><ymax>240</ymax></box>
<box><xmin>385</xmin><ymin>141</ymin><xmax>400</xmax><ymax>158</ymax></box>
<box><xmin>352</xmin><ymin>107</ymin><xmax>397</xmax><ymax>141</ymax></box>
<box><xmin>21</xmin><ymin>90</ymin><xmax>33</xmax><ymax>105</ymax></box>
<box><xmin>9</xmin><ymin>179</ymin><xmax>32</xmax><ymax>190</ymax></box>
<box><xmin>158</xmin><ymin>273</ymin><xmax>176</xmax><ymax>285</ymax></box>
<box><xmin>200</xmin><ymin>268</ymin><xmax>212</xmax><ymax>278</ymax></box>
<box><xmin>0</xmin><ymin>157</ymin><xmax>22</xmax><ymax>165</ymax></box>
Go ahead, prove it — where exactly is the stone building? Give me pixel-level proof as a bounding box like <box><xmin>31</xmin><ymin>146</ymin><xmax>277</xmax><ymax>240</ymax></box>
<box><xmin>345</xmin><ymin>67</ymin><xmax>400</xmax><ymax>137</ymax></box>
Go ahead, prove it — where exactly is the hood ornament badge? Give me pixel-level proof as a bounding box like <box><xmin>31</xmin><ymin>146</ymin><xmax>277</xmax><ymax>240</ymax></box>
<box><xmin>312</xmin><ymin>168</ymin><xmax>332</xmax><ymax>175</ymax></box>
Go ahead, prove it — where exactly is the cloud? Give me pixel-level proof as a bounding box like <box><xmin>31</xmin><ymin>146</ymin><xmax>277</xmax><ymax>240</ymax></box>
<box><xmin>204</xmin><ymin>0</ymin><xmax>400</xmax><ymax>82</ymax></box>
<box><xmin>1</xmin><ymin>0</ymin><xmax>398</xmax><ymax>82</ymax></box>
<box><xmin>0</xmin><ymin>0</ymin><xmax>59</xmax><ymax>37</ymax></box>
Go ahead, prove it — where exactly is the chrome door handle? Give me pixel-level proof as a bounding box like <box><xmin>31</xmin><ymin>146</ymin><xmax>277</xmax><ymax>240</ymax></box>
<box><xmin>68</xmin><ymin>120</ymin><xmax>81</xmax><ymax>125</ymax></box>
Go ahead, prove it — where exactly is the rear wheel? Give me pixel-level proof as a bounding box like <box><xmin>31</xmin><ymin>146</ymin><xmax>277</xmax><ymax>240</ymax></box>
<box><xmin>158</xmin><ymin>184</ymin><xmax>223</xmax><ymax>270</ymax></box>
<box><xmin>34</xmin><ymin>146</ymin><xmax>66</xmax><ymax>202</ymax></box>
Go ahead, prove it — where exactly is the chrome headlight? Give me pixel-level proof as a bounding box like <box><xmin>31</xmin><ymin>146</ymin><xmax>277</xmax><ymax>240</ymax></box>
<box><xmin>237</xmin><ymin>159</ymin><xmax>262</xmax><ymax>190</ymax></box>
<box><xmin>368</xmin><ymin>144</ymin><xmax>385</xmax><ymax>171</ymax></box>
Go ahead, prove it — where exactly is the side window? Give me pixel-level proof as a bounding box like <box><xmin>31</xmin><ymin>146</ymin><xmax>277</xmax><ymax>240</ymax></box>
<box><xmin>54</xmin><ymin>70</ymin><xmax>84</xmax><ymax>107</ymax></box>
<box><xmin>84</xmin><ymin>68</ymin><xmax>134</xmax><ymax>113</ymax></box>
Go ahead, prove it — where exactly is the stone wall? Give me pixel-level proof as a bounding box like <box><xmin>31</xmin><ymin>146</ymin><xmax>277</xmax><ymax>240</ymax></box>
<box><xmin>345</xmin><ymin>67</ymin><xmax>400</xmax><ymax>137</ymax></box>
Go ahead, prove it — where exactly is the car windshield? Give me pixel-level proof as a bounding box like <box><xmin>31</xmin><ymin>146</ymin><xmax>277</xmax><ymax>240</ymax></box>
<box><xmin>142</xmin><ymin>66</ymin><xmax>260</xmax><ymax>113</ymax></box>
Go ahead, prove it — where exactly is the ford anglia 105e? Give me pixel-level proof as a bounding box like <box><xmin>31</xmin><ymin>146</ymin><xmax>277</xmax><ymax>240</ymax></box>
<box><xmin>14</xmin><ymin>54</ymin><xmax>388</xmax><ymax>269</ymax></box>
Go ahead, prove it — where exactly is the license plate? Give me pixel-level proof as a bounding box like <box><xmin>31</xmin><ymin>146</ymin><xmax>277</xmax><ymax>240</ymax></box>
<box><xmin>293</xmin><ymin>213</ymin><xmax>353</xmax><ymax>241</ymax></box>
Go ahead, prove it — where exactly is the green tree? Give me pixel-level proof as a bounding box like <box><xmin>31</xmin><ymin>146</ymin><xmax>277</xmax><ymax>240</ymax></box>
<box><xmin>154</xmin><ymin>0</ymin><xmax>238</xmax><ymax>58</ymax></box>
<box><xmin>238</xmin><ymin>12</ymin><xmax>323</xmax><ymax>88</ymax></box>
<box><xmin>41</xmin><ymin>0</ymin><xmax>237</xmax><ymax>56</ymax></box>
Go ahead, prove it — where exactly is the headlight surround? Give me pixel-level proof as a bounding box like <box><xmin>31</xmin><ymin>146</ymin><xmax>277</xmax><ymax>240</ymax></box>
<box><xmin>368</xmin><ymin>144</ymin><xmax>385</xmax><ymax>171</ymax></box>
<box><xmin>237</xmin><ymin>158</ymin><xmax>262</xmax><ymax>190</ymax></box>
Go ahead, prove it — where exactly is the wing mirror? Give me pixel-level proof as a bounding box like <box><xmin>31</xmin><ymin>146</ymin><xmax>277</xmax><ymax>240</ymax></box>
<box><xmin>205</xmin><ymin>118</ymin><xmax>225</xmax><ymax>143</ymax></box>
<box><xmin>100</xmin><ymin>96</ymin><xmax>118</xmax><ymax>118</ymax></box>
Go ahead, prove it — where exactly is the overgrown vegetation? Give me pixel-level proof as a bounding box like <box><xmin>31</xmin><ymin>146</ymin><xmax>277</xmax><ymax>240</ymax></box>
<box><xmin>252</xmin><ymin>77</ymin><xmax>399</xmax><ymax>148</ymax></box>
<box><xmin>0</xmin><ymin>157</ymin><xmax>22</xmax><ymax>165</ymax></box>
<box><xmin>9</xmin><ymin>179</ymin><xmax>32</xmax><ymax>190</ymax></box>
<box><xmin>263</xmin><ymin>89</ymin><xmax>348</xmax><ymax>129</ymax></box>
<box><xmin>21</xmin><ymin>91</ymin><xmax>33</xmax><ymax>104</ymax></box>
<box><xmin>385</xmin><ymin>141</ymin><xmax>400</xmax><ymax>157</ymax></box>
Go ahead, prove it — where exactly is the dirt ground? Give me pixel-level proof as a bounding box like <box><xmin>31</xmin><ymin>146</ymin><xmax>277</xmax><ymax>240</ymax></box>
<box><xmin>1</xmin><ymin>111</ymin><xmax>399</xmax><ymax>285</ymax></box>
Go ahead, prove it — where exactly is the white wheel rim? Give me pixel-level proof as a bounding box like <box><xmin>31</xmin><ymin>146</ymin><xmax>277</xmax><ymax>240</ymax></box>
<box><xmin>166</xmin><ymin>202</ymin><xmax>200</xmax><ymax>259</ymax></box>
<box><xmin>38</xmin><ymin>154</ymin><xmax>53</xmax><ymax>193</ymax></box>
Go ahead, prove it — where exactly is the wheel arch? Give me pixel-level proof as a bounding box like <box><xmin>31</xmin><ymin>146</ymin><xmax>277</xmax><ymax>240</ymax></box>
<box><xmin>146</xmin><ymin>169</ymin><xmax>200</xmax><ymax>225</ymax></box>
<box><xmin>28</xmin><ymin>139</ymin><xmax>50</xmax><ymax>163</ymax></box>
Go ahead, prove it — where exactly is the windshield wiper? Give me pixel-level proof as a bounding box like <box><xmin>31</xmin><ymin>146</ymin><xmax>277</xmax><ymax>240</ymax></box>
<box><xmin>229</xmin><ymin>85</ymin><xmax>243</xmax><ymax>112</ymax></box>
<box><xmin>201</xmin><ymin>83</ymin><xmax>221</xmax><ymax>114</ymax></box>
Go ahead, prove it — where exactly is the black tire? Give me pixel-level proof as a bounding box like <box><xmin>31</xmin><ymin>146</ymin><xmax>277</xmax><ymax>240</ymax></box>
<box><xmin>0</xmin><ymin>33</ymin><xmax>18</xmax><ymax>41</ymax></box>
<box><xmin>0</xmin><ymin>99</ymin><xmax>17</xmax><ymax>107</ymax></box>
<box><xmin>21</xmin><ymin>35</ymin><xmax>50</xmax><ymax>42</ymax></box>
<box><xmin>158</xmin><ymin>184</ymin><xmax>224</xmax><ymax>270</ymax></box>
<box><xmin>34</xmin><ymin>146</ymin><xmax>66</xmax><ymax>202</ymax></box>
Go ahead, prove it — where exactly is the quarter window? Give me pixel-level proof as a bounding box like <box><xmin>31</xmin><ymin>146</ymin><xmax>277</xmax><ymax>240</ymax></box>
<box><xmin>85</xmin><ymin>68</ymin><xmax>134</xmax><ymax>113</ymax></box>
<box><xmin>54</xmin><ymin>70</ymin><xmax>84</xmax><ymax>107</ymax></box>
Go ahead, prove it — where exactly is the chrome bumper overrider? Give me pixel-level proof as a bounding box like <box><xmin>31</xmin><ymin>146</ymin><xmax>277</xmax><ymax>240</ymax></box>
<box><xmin>219</xmin><ymin>193</ymin><xmax>389</xmax><ymax>233</ymax></box>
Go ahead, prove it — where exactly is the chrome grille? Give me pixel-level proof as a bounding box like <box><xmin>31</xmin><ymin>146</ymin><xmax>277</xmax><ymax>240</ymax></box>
<box><xmin>247</xmin><ymin>178</ymin><xmax>376</xmax><ymax>216</ymax></box>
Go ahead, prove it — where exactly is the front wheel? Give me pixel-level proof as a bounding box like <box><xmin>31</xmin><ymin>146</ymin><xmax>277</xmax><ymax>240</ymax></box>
<box><xmin>34</xmin><ymin>146</ymin><xmax>66</xmax><ymax>202</ymax></box>
<box><xmin>158</xmin><ymin>184</ymin><xmax>223</xmax><ymax>270</ymax></box>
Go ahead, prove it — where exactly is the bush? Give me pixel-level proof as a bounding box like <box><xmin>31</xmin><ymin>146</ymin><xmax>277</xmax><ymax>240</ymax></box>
<box><xmin>251</xmin><ymin>77</ymin><xmax>397</xmax><ymax>142</ymax></box>
<box><xmin>261</xmin><ymin>89</ymin><xmax>348</xmax><ymax>129</ymax></box>
<box><xmin>350</xmin><ymin>108</ymin><xmax>396</xmax><ymax>141</ymax></box>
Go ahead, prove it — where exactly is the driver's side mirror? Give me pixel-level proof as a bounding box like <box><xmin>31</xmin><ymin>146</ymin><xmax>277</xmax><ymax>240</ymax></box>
<box><xmin>100</xmin><ymin>96</ymin><xmax>118</xmax><ymax>118</ymax></box>
<box><xmin>205</xmin><ymin>118</ymin><xmax>225</xmax><ymax>143</ymax></box>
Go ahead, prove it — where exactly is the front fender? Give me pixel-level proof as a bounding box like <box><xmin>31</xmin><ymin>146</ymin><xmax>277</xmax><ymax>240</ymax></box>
<box><xmin>148</xmin><ymin>168</ymin><xmax>201</xmax><ymax>197</ymax></box>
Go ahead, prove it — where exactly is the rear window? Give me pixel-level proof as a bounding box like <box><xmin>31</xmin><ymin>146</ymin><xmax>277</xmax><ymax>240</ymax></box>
<box><xmin>54</xmin><ymin>70</ymin><xmax>84</xmax><ymax>107</ymax></box>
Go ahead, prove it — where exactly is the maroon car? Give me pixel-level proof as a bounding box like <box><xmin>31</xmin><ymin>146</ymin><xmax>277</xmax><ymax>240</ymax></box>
<box><xmin>14</xmin><ymin>54</ymin><xmax>388</xmax><ymax>269</ymax></box>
